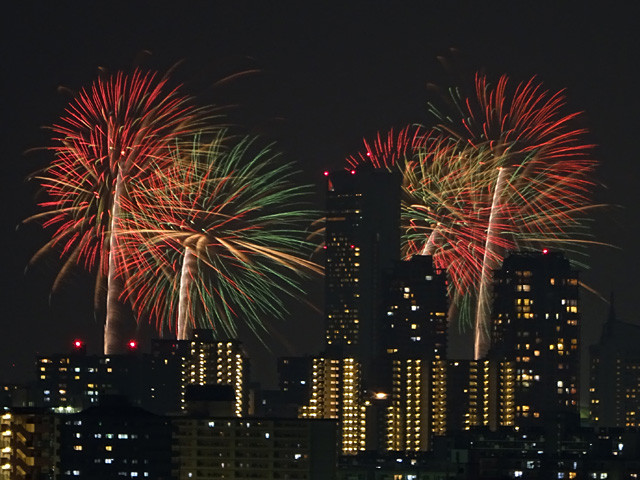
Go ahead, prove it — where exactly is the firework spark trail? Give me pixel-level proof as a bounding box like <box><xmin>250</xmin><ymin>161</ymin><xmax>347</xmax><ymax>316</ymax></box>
<box><xmin>117</xmin><ymin>133</ymin><xmax>322</xmax><ymax>340</ymax></box>
<box><xmin>348</xmin><ymin>74</ymin><xmax>600</xmax><ymax>350</ymax></box>
<box><xmin>475</xmin><ymin>166</ymin><xmax>507</xmax><ymax>359</ymax></box>
<box><xmin>28</xmin><ymin>70</ymin><xmax>209</xmax><ymax>354</ymax></box>
<box><xmin>177</xmin><ymin>246</ymin><xmax>196</xmax><ymax>340</ymax></box>
<box><xmin>105</xmin><ymin>169</ymin><xmax>125</xmax><ymax>354</ymax></box>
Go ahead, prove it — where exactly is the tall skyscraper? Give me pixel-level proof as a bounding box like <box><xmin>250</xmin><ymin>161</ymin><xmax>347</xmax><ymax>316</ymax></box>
<box><xmin>323</xmin><ymin>168</ymin><xmax>401</xmax><ymax>369</ymax></box>
<box><xmin>489</xmin><ymin>250</ymin><xmax>581</xmax><ymax>426</ymax></box>
<box><xmin>302</xmin><ymin>168</ymin><xmax>400</xmax><ymax>454</ymax></box>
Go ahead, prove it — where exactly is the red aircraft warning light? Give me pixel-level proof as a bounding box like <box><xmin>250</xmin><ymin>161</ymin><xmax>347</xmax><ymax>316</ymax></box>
<box><xmin>542</xmin><ymin>248</ymin><xmax>549</xmax><ymax>254</ymax></box>
<box><xmin>72</xmin><ymin>339</ymin><xmax>86</xmax><ymax>354</ymax></box>
<box><xmin>128</xmin><ymin>340</ymin><xmax>138</xmax><ymax>350</ymax></box>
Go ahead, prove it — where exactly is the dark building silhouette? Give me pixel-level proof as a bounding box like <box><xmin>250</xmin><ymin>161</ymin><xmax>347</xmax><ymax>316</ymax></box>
<box><xmin>183</xmin><ymin>383</ymin><xmax>235</xmax><ymax>417</ymax></box>
<box><xmin>590</xmin><ymin>296</ymin><xmax>640</xmax><ymax>428</ymax></box>
<box><xmin>323</xmin><ymin>168</ymin><xmax>401</xmax><ymax>369</ymax></box>
<box><xmin>442</xmin><ymin>360</ymin><xmax>479</xmax><ymax>433</ymax></box>
<box><xmin>0</xmin><ymin>384</ymin><xmax>31</xmax><ymax>408</ymax></box>
<box><xmin>59</xmin><ymin>396</ymin><xmax>172</xmax><ymax>479</ymax></box>
<box><xmin>173</xmin><ymin>416</ymin><xmax>337</xmax><ymax>479</ymax></box>
<box><xmin>380</xmin><ymin>254</ymin><xmax>448</xmax><ymax>361</ymax></box>
<box><xmin>489</xmin><ymin>250</ymin><xmax>581</xmax><ymax>427</ymax></box>
<box><xmin>34</xmin><ymin>332</ymin><xmax>249</xmax><ymax>417</ymax></box>
<box><xmin>146</xmin><ymin>338</ymin><xmax>191</xmax><ymax>414</ymax></box>
<box><xmin>302</xmin><ymin>168</ymin><xmax>401</xmax><ymax>454</ymax></box>
<box><xmin>278</xmin><ymin>356</ymin><xmax>313</xmax><ymax>406</ymax></box>
<box><xmin>35</xmin><ymin>341</ymin><xmax>147</xmax><ymax>411</ymax></box>
<box><xmin>254</xmin><ymin>356</ymin><xmax>313</xmax><ymax>418</ymax></box>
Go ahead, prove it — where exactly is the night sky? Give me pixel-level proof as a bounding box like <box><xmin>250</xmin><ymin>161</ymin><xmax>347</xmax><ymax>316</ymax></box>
<box><xmin>2</xmin><ymin>2</ymin><xmax>638</xmax><ymax>388</ymax></box>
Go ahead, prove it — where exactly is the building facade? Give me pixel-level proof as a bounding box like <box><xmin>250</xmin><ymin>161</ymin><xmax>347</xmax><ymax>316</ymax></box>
<box><xmin>172</xmin><ymin>417</ymin><xmax>337</xmax><ymax>480</ymax></box>
<box><xmin>489</xmin><ymin>250</ymin><xmax>581</xmax><ymax>427</ymax></box>
<box><xmin>300</xmin><ymin>357</ymin><xmax>366</xmax><ymax>454</ymax></box>
<box><xmin>376</xmin><ymin>255</ymin><xmax>449</xmax><ymax>452</ymax></box>
<box><xmin>323</xmin><ymin>168</ymin><xmax>400</xmax><ymax>369</ymax></box>
<box><xmin>0</xmin><ymin>408</ymin><xmax>58</xmax><ymax>480</ymax></box>
<box><xmin>35</xmin><ymin>341</ymin><xmax>145</xmax><ymax>411</ymax></box>
<box><xmin>590</xmin><ymin>300</ymin><xmax>640</xmax><ymax>428</ymax></box>
<box><xmin>58</xmin><ymin>396</ymin><xmax>173</xmax><ymax>479</ymax></box>
<box><xmin>35</xmin><ymin>332</ymin><xmax>249</xmax><ymax>417</ymax></box>
<box><xmin>304</xmin><ymin>168</ymin><xmax>400</xmax><ymax>455</ymax></box>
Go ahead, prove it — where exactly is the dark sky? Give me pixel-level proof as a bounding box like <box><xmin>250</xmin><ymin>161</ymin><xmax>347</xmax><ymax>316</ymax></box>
<box><xmin>2</xmin><ymin>2</ymin><xmax>638</xmax><ymax>387</ymax></box>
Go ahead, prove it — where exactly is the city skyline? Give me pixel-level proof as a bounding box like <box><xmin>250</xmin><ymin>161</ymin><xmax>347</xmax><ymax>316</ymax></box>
<box><xmin>2</xmin><ymin>3</ymin><xmax>639</xmax><ymax>386</ymax></box>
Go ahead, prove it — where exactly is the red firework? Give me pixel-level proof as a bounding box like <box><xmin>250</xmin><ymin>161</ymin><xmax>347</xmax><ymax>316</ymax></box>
<box><xmin>349</xmin><ymin>74</ymin><xmax>600</xmax><ymax>346</ymax></box>
<box><xmin>33</xmin><ymin>70</ymin><xmax>205</xmax><ymax>276</ymax></box>
<box><xmin>29</xmin><ymin>69</ymin><xmax>209</xmax><ymax>353</ymax></box>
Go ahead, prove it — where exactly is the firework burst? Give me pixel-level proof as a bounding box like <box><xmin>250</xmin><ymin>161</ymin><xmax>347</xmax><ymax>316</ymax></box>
<box><xmin>117</xmin><ymin>132</ymin><xmax>321</xmax><ymax>340</ymax></box>
<box><xmin>29</xmin><ymin>70</ymin><xmax>209</xmax><ymax>354</ymax></box>
<box><xmin>349</xmin><ymin>74</ymin><xmax>600</xmax><ymax>359</ymax></box>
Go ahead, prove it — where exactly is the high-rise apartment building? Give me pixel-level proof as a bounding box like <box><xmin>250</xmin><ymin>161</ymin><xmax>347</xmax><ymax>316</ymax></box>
<box><xmin>323</xmin><ymin>168</ymin><xmax>400</xmax><ymax>368</ymax></box>
<box><xmin>304</xmin><ymin>168</ymin><xmax>400</xmax><ymax>455</ymax></box>
<box><xmin>489</xmin><ymin>250</ymin><xmax>581</xmax><ymax>426</ymax></box>
<box><xmin>300</xmin><ymin>357</ymin><xmax>366</xmax><ymax>454</ymax></box>
<box><xmin>149</xmin><ymin>331</ymin><xmax>249</xmax><ymax>416</ymax></box>
<box><xmin>380</xmin><ymin>255</ymin><xmax>448</xmax><ymax>361</ymax></box>
<box><xmin>441</xmin><ymin>360</ymin><xmax>489</xmax><ymax>432</ymax></box>
<box><xmin>590</xmin><ymin>300</ymin><xmax>640</xmax><ymax>428</ymax></box>
<box><xmin>185</xmin><ymin>331</ymin><xmax>249</xmax><ymax>416</ymax></box>
<box><xmin>375</xmin><ymin>255</ymin><xmax>449</xmax><ymax>452</ymax></box>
